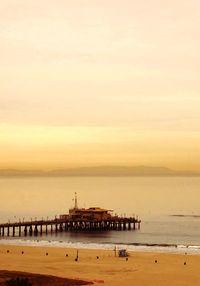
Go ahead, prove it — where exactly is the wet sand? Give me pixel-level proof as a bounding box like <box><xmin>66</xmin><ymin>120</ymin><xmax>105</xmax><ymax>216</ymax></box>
<box><xmin>0</xmin><ymin>245</ymin><xmax>200</xmax><ymax>285</ymax></box>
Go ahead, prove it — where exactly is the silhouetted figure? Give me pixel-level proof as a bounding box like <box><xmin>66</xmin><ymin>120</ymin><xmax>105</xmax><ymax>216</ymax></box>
<box><xmin>66</xmin><ymin>254</ymin><xmax>68</xmax><ymax>257</ymax></box>
<box><xmin>75</xmin><ymin>249</ymin><xmax>79</xmax><ymax>261</ymax></box>
<box><xmin>184</xmin><ymin>262</ymin><xmax>187</xmax><ymax>265</ymax></box>
<box><xmin>96</xmin><ymin>256</ymin><xmax>99</xmax><ymax>259</ymax></box>
<box><xmin>155</xmin><ymin>260</ymin><xmax>157</xmax><ymax>263</ymax></box>
<box><xmin>46</xmin><ymin>252</ymin><xmax>48</xmax><ymax>256</ymax></box>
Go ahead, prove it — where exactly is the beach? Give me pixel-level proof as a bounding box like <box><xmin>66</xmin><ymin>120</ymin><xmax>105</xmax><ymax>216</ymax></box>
<box><xmin>0</xmin><ymin>245</ymin><xmax>200</xmax><ymax>285</ymax></box>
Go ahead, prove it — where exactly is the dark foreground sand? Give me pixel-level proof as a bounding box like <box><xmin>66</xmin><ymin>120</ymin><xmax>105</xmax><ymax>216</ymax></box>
<box><xmin>0</xmin><ymin>270</ymin><xmax>93</xmax><ymax>286</ymax></box>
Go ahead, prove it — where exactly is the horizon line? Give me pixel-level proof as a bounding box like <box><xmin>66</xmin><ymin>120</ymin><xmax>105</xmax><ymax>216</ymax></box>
<box><xmin>0</xmin><ymin>165</ymin><xmax>199</xmax><ymax>177</ymax></box>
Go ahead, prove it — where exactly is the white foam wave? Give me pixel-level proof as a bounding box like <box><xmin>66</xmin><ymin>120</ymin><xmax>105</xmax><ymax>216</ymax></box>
<box><xmin>1</xmin><ymin>238</ymin><xmax>200</xmax><ymax>255</ymax></box>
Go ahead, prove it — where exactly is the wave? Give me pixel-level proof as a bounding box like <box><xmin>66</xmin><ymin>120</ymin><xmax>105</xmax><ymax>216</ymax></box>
<box><xmin>170</xmin><ymin>214</ymin><xmax>200</xmax><ymax>218</ymax></box>
<box><xmin>1</xmin><ymin>238</ymin><xmax>200</xmax><ymax>255</ymax></box>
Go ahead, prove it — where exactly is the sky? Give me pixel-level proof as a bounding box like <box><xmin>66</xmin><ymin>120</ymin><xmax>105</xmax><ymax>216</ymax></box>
<box><xmin>0</xmin><ymin>0</ymin><xmax>200</xmax><ymax>171</ymax></box>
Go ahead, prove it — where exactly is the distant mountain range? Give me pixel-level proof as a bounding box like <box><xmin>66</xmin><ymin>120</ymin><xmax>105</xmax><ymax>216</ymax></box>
<box><xmin>0</xmin><ymin>166</ymin><xmax>199</xmax><ymax>177</ymax></box>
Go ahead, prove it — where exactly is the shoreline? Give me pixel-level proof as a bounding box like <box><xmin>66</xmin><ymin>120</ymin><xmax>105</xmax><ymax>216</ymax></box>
<box><xmin>0</xmin><ymin>244</ymin><xmax>200</xmax><ymax>285</ymax></box>
<box><xmin>1</xmin><ymin>238</ymin><xmax>200</xmax><ymax>255</ymax></box>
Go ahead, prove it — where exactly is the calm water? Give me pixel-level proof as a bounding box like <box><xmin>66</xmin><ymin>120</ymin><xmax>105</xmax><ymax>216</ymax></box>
<box><xmin>0</xmin><ymin>177</ymin><xmax>200</xmax><ymax>253</ymax></box>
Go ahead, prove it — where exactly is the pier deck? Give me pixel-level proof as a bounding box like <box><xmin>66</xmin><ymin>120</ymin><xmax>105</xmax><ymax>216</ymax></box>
<box><xmin>0</xmin><ymin>217</ymin><xmax>141</xmax><ymax>237</ymax></box>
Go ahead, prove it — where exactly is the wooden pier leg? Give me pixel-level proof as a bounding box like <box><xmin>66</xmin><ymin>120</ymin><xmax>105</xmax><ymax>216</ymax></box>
<box><xmin>64</xmin><ymin>223</ymin><xmax>68</xmax><ymax>231</ymax></box>
<box><xmin>128</xmin><ymin>222</ymin><xmax>131</xmax><ymax>230</ymax></box>
<box><xmin>19</xmin><ymin>226</ymin><xmax>21</xmax><ymax>236</ymax></box>
<box><xmin>24</xmin><ymin>226</ymin><xmax>27</xmax><ymax>236</ymax></box>
<box><xmin>46</xmin><ymin>225</ymin><xmax>48</xmax><ymax>234</ymax></box>
<box><xmin>55</xmin><ymin>224</ymin><xmax>58</xmax><ymax>232</ymax></box>
<box><xmin>107</xmin><ymin>222</ymin><xmax>110</xmax><ymax>230</ymax></box>
<box><xmin>7</xmin><ymin>227</ymin><xmax>10</xmax><ymax>236</ymax></box>
<box><xmin>123</xmin><ymin>222</ymin><xmax>126</xmax><ymax>230</ymax></box>
<box><xmin>51</xmin><ymin>224</ymin><xmax>53</xmax><ymax>232</ymax></box>
<box><xmin>12</xmin><ymin>226</ymin><xmax>15</xmax><ymax>237</ymax></box>
<box><xmin>34</xmin><ymin>225</ymin><xmax>38</xmax><ymax>236</ymax></box>
<box><xmin>133</xmin><ymin>222</ymin><xmax>136</xmax><ymax>230</ymax></box>
<box><xmin>40</xmin><ymin>225</ymin><xmax>43</xmax><ymax>235</ymax></box>
<box><xmin>29</xmin><ymin>225</ymin><xmax>33</xmax><ymax>236</ymax></box>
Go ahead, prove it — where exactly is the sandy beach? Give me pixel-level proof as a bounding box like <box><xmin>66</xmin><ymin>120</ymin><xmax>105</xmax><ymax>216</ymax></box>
<box><xmin>0</xmin><ymin>245</ymin><xmax>200</xmax><ymax>285</ymax></box>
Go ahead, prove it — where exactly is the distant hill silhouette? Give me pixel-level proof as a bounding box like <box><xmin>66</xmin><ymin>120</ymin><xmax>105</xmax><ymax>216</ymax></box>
<box><xmin>0</xmin><ymin>166</ymin><xmax>199</xmax><ymax>177</ymax></box>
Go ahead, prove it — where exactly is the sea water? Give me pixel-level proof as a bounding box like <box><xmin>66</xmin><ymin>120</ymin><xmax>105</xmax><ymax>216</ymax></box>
<box><xmin>0</xmin><ymin>177</ymin><xmax>200</xmax><ymax>254</ymax></box>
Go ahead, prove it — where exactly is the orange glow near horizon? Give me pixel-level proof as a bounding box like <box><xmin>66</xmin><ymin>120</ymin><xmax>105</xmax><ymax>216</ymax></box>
<box><xmin>0</xmin><ymin>125</ymin><xmax>200</xmax><ymax>172</ymax></box>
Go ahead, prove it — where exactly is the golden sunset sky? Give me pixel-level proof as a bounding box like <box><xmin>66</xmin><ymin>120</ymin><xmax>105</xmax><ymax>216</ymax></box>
<box><xmin>0</xmin><ymin>0</ymin><xmax>200</xmax><ymax>171</ymax></box>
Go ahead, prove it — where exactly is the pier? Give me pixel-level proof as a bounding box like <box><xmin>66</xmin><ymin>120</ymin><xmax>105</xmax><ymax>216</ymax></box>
<box><xmin>0</xmin><ymin>216</ymin><xmax>141</xmax><ymax>237</ymax></box>
<box><xmin>0</xmin><ymin>194</ymin><xmax>141</xmax><ymax>237</ymax></box>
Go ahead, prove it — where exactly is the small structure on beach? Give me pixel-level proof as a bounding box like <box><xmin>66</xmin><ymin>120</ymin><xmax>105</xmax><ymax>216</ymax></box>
<box><xmin>118</xmin><ymin>249</ymin><xmax>129</xmax><ymax>257</ymax></box>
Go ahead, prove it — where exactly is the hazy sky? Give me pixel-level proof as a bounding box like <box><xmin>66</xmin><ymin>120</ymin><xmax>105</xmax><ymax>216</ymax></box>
<box><xmin>1</xmin><ymin>0</ymin><xmax>200</xmax><ymax>171</ymax></box>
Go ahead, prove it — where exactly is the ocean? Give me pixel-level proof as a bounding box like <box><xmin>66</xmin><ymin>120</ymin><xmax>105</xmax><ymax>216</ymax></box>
<box><xmin>0</xmin><ymin>177</ymin><xmax>200</xmax><ymax>254</ymax></box>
